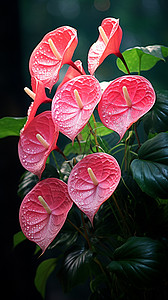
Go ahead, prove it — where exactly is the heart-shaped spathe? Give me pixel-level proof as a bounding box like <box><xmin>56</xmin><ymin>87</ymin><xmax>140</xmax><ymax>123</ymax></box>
<box><xmin>52</xmin><ymin>75</ymin><xmax>102</xmax><ymax>142</ymax></box>
<box><xmin>68</xmin><ymin>153</ymin><xmax>121</xmax><ymax>224</ymax></box>
<box><xmin>29</xmin><ymin>26</ymin><xmax>78</xmax><ymax>91</ymax></box>
<box><xmin>18</xmin><ymin>111</ymin><xmax>59</xmax><ymax>178</ymax></box>
<box><xmin>19</xmin><ymin>178</ymin><xmax>73</xmax><ymax>253</ymax></box>
<box><xmin>98</xmin><ymin>75</ymin><xmax>156</xmax><ymax>140</ymax></box>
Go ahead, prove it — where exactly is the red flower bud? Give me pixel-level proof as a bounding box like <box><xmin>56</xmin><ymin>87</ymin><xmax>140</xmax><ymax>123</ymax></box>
<box><xmin>88</xmin><ymin>18</ymin><xmax>122</xmax><ymax>75</ymax></box>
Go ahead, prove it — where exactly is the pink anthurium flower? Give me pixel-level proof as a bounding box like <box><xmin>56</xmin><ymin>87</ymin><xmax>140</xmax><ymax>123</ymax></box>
<box><xmin>68</xmin><ymin>153</ymin><xmax>121</xmax><ymax>225</ymax></box>
<box><xmin>18</xmin><ymin>111</ymin><xmax>59</xmax><ymax>178</ymax></box>
<box><xmin>57</xmin><ymin>60</ymin><xmax>86</xmax><ymax>90</ymax></box>
<box><xmin>98</xmin><ymin>75</ymin><xmax>156</xmax><ymax>140</ymax></box>
<box><xmin>88</xmin><ymin>18</ymin><xmax>122</xmax><ymax>75</ymax></box>
<box><xmin>22</xmin><ymin>79</ymin><xmax>52</xmax><ymax>132</ymax></box>
<box><xmin>29</xmin><ymin>26</ymin><xmax>78</xmax><ymax>91</ymax></box>
<box><xmin>19</xmin><ymin>178</ymin><xmax>73</xmax><ymax>253</ymax></box>
<box><xmin>52</xmin><ymin>75</ymin><xmax>102</xmax><ymax>142</ymax></box>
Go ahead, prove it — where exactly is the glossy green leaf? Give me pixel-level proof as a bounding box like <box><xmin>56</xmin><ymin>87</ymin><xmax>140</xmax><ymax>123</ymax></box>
<box><xmin>17</xmin><ymin>171</ymin><xmax>38</xmax><ymax>199</ymax></box>
<box><xmin>143</xmin><ymin>90</ymin><xmax>168</xmax><ymax>134</ymax></box>
<box><xmin>108</xmin><ymin>237</ymin><xmax>166</xmax><ymax>287</ymax></box>
<box><xmin>34</xmin><ymin>258</ymin><xmax>57</xmax><ymax>298</ymax></box>
<box><xmin>117</xmin><ymin>45</ymin><xmax>168</xmax><ymax>73</ymax></box>
<box><xmin>60</xmin><ymin>248</ymin><xmax>93</xmax><ymax>292</ymax></box>
<box><xmin>18</xmin><ymin>164</ymin><xmax>59</xmax><ymax>199</ymax></box>
<box><xmin>13</xmin><ymin>231</ymin><xmax>27</xmax><ymax>248</ymax></box>
<box><xmin>0</xmin><ymin>116</ymin><xmax>26</xmax><ymax>138</ymax></box>
<box><xmin>63</xmin><ymin>141</ymin><xmax>91</xmax><ymax>156</ymax></box>
<box><xmin>131</xmin><ymin>133</ymin><xmax>168</xmax><ymax>198</ymax></box>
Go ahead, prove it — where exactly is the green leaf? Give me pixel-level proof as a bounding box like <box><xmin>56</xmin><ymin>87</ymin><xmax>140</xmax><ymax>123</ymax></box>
<box><xmin>143</xmin><ymin>90</ymin><xmax>168</xmax><ymax>134</ymax></box>
<box><xmin>0</xmin><ymin>116</ymin><xmax>26</xmax><ymax>138</ymax></box>
<box><xmin>13</xmin><ymin>231</ymin><xmax>27</xmax><ymax>248</ymax></box>
<box><xmin>18</xmin><ymin>171</ymin><xmax>39</xmax><ymax>199</ymax></box>
<box><xmin>117</xmin><ymin>45</ymin><xmax>168</xmax><ymax>73</ymax></box>
<box><xmin>81</xmin><ymin>115</ymin><xmax>112</xmax><ymax>141</ymax></box>
<box><xmin>34</xmin><ymin>258</ymin><xmax>57</xmax><ymax>298</ymax></box>
<box><xmin>60</xmin><ymin>248</ymin><xmax>93</xmax><ymax>292</ymax></box>
<box><xmin>131</xmin><ymin>133</ymin><xmax>168</xmax><ymax>198</ymax></box>
<box><xmin>63</xmin><ymin>141</ymin><xmax>91</xmax><ymax>156</ymax></box>
<box><xmin>108</xmin><ymin>237</ymin><xmax>167</xmax><ymax>287</ymax></box>
<box><xmin>18</xmin><ymin>164</ymin><xmax>59</xmax><ymax>199</ymax></box>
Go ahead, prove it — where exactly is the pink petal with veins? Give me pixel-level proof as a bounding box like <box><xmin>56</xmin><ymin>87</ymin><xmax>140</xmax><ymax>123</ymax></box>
<box><xmin>68</xmin><ymin>153</ymin><xmax>121</xmax><ymax>224</ymax></box>
<box><xmin>18</xmin><ymin>111</ymin><xmax>59</xmax><ymax>178</ymax></box>
<box><xmin>29</xmin><ymin>26</ymin><xmax>78</xmax><ymax>91</ymax></box>
<box><xmin>19</xmin><ymin>178</ymin><xmax>73</xmax><ymax>253</ymax></box>
<box><xmin>98</xmin><ymin>75</ymin><xmax>156</xmax><ymax>140</ymax></box>
<box><xmin>52</xmin><ymin>75</ymin><xmax>102</xmax><ymax>142</ymax></box>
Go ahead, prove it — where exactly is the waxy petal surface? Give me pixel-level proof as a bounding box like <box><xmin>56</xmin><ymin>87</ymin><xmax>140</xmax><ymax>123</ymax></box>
<box><xmin>18</xmin><ymin>111</ymin><xmax>59</xmax><ymax>178</ymax></box>
<box><xmin>88</xmin><ymin>18</ymin><xmax>122</xmax><ymax>75</ymax></box>
<box><xmin>68</xmin><ymin>153</ymin><xmax>121</xmax><ymax>224</ymax></box>
<box><xmin>52</xmin><ymin>75</ymin><xmax>102</xmax><ymax>142</ymax></box>
<box><xmin>29</xmin><ymin>26</ymin><xmax>78</xmax><ymax>91</ymax></box>
<box><xmin>98</xmin><ymin>75</ymin><xmax>156</xmax><ymax>140</ymax></box>
<box><xmin>23</xmin><ymin>79</ymin><xmax>51</xmax><ymax>132</ymax></box>
<box><xmin>19</xmin><ymin>178</ymin><xmax>73</xmax><ymax>253</ymax></box>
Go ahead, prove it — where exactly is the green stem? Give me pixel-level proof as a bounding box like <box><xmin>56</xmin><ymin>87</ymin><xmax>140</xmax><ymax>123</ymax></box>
<box><xmin>81</xmin><ymin>212</ymin><xmax>92</xmax><ymax>250</ymax></box>
<box><xmin>112</xmin><ymin>194</ymin><xmax>131</xmax><ymax>235</ymax></box>
<box><xmin>108</xmin><ymin>143</ymin><xmax>125</xmax><ymax>154</ymax></box>
<box><xmin>116</xmin><ymin>52</ymin><xmax>130</xmax><ymax>75</ymax></box>
<box><xmin>134</xmin><ymin>123</ymin><xmax>141</xmax><ymax>149</ymax></box>
<box><xmin>67</xmin><ymin>218</ymin><xmax>86</xmax><ymax>240</ymax></box>
<box><xmin>87</xmin><ymin>120</ymin><xmax>99</xmax><ymax>152</ymax></box>
<box><xmin>108</xmin><ymin>200</ymin><xmax>124</xmax><ymax>233</ymax></box>
<box><xmin>51</xmin><ymin>151</ymin><xmax>63</xmax><ymax>178</ymax></box>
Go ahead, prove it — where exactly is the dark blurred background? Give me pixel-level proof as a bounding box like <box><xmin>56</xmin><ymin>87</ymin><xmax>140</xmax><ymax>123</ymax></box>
<box><xmin>1</xmin><ymin>0</ymin><xmax>168</xmax><ymax>299</ymax></box>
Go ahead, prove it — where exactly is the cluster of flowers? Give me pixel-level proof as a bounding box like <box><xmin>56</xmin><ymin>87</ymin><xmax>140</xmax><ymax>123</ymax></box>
<box><xmin>18</xmin><ymin>18</ymin><xmax>156</xmax><ymax>253</ymax></box>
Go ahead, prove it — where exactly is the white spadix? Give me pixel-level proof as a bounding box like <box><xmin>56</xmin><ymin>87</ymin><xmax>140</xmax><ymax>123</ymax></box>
<box><xmin>98</xmin><ymin>26</ymin><xmax>109</xmax><ymax>46</ymax></box>
<box><xmin>24</xmin><ymin>87</ymin><xmax>36</xmax><ymax>101</ymax></box>
<box><xmin>36</xmin><ymin>133</ymin><xmax>49</xmax><ymax>149</ymax></box>
<box><xmin>48</xmin><ymin>38</ymin><xmax>62</xmax><ymax>61</ymax></box>
<box><xmin>74</xmin><ymin>89</ymin><xmax>84</xmax><ymax>109</ymax></box>
<box><xmin>38</xmin><ymin>195</ymin><xmax>51</xmax><ymax>214</ymax></box>
<box><xmin>122</xmin><ymin>86</ymin><xmax>132</xmax><ymax>108</ymax></box>
<box><xmin>87</xmin><ymin>167</ymin><xmax>99</xmax><ymax>186</ymax></box>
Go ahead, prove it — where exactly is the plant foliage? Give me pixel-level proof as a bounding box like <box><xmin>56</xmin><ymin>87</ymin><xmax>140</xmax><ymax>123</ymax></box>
<box><xmin>1</xmin><ymin>17</ymin><xmax>168</xmax><ymax>299</ymax></box>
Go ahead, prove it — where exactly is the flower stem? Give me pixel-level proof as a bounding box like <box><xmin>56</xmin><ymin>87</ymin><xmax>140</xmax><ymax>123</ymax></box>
<box><xmin>134</xmin><ymin>123</ymin><xmax>141</xmax><ymax>149</ymax></box>
<box><xmin>116</xmin><ymin>52</ymin><xmax>130</xmax><ymax>75</ymax></box>
<box><xmin>67</xmin><ymin>218</ymin><xmax>86</xmax><ymax>240</ymax></box>
<box><xmin>67</xmin><ymin>60</ymin><xmax>84</xmax><ymax>75</ymax></box>
<box><xmin>81</xmin><ymin>212</ymin><xmax>92</xmax><ymax>250</ymax></box>
<box><xmin>87</xmin><ymin>118</ymin><xmax>99</xmax><ymax>152</ymax></box>
<box><xmin>112</xmin><ymin>194</ymin><xmax>131</xmax><ymax>235</ymax></box>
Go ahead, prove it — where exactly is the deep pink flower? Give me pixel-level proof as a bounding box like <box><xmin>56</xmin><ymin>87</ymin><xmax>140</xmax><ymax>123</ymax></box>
<box><xmin>29</xmin><ymin>26</ymin><xmax>78</xmax><ymax>91</ymax></box>
<box><xmin>52</xmin><ymin>75</ymin><xmax>102</xmax><ymax>142</ymax></box>
<box><xmin>18</xmin><ymin>111</ymin><xmax>59</xmax><ymax>178</ymax></box>
<box><xmin>19</xmin><ymin>178</ymin><xmax>73</xmax><ymax>253</ymax></box>
<box><xmin>68</xmin><ymin>153</ymin><xmax>121</xmax><ymax>225</ymax></box>
<box><xmin>88</xmin><ymin>18</ymin><xmax>122</xmax><ymax>75</ymax></box>
<box><xmin>98</xmin><ymin>75</ymin><xmax>156</xmax><ymax>140</ymax></box>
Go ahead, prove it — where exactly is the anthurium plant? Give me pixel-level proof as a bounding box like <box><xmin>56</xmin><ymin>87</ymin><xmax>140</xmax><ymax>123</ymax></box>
<box><xmin>1</xmin><ymin>17</ymin><xmax>168</xmax><ymax>299</ymax></box>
